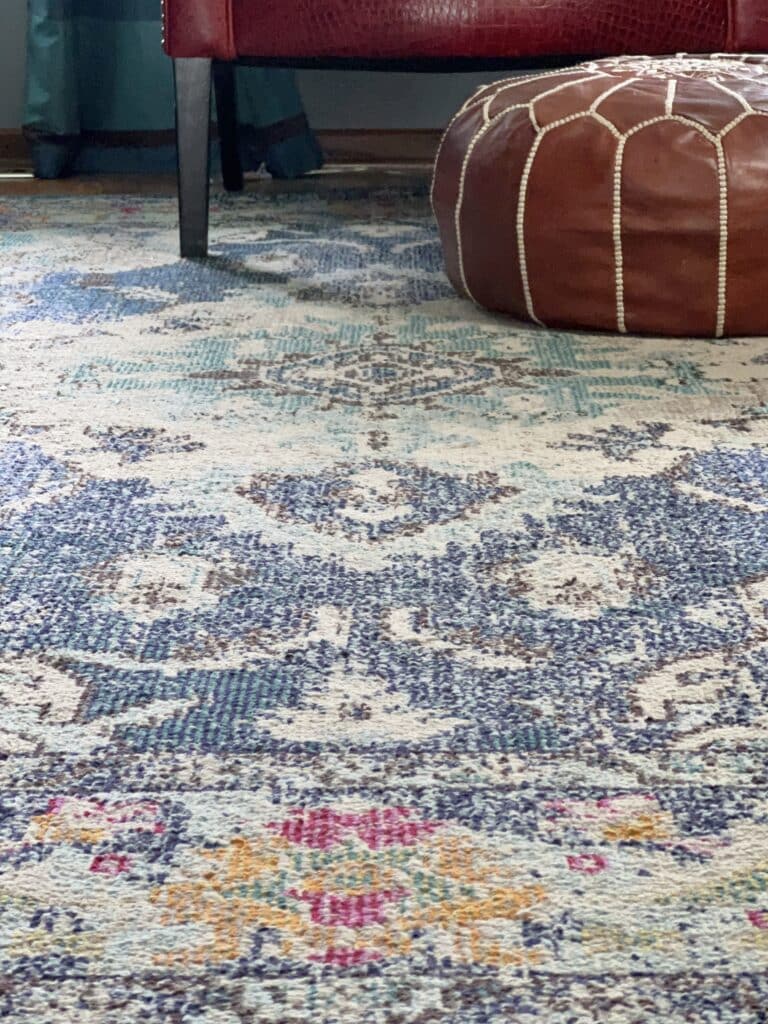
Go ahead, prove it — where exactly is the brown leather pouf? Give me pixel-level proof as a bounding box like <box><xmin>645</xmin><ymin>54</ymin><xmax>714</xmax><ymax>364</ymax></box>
<box><xmin>432</xmin><ymin>54</ymin><xmax>768</xmax><ymax>337</ymax></box>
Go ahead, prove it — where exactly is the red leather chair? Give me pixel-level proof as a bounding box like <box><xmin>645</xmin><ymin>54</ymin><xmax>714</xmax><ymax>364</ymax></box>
<box><xmin>162</xmin><ymin>1</ymin><xmax>766</xmax><ymax>257</ymax></box>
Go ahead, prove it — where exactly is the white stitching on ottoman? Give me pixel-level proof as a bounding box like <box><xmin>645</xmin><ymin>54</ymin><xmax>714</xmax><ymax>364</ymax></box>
<box><xmin>613</xmin><ymin>116</ymin><xmax>721</xmax><ymax>334</ymax></box>
<box><xmin>516</xmin><ymin>112</ymin><xmax>590</xmax><ymax>326</ymax></box>
<box><xmin>710</xmin><ymin>78</ymin><xmax>753</xmax><ymax>112</ymax></box>
<box><xmin>430</xmin><ymin>104</ymin><xmax>470</xmax><ymax>216</ymax></box>
<box><xmin>527</xmin><ymin>75</ymin><xmax>606</xmax><ymax>130</ymax></box>
<box><xmin>665</xmin><ymin>80</ymin><xmax>677</xmax><ymax>114</ymax></box>
<box><xmin>590</xmin><ymin>76</ymin><xmax>639</xmax><ymax>114</ymax></box>
<box><xmin>463</xmin><ymin>68</ymin><xmax>607</xmax><ymax>116</ymax></box>
<box><xmin>613</xmin><ymin>135</ymin><xmax>628</xmax><ymax>334</ymax></box>
<box><xmin>715</xmin><ymin>138</ymin><xmax>729</xmax><ymax>338</ymax></box>
<box><xmin>453</xmin><ymin>109</ymin><xmax>514</xmax><ymax>302</ymax></box>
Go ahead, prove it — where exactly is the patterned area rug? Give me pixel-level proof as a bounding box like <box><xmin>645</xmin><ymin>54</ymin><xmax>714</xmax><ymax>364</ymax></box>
<box><xmin>1</xmin><ymin>187</ymin><xmax>767</xmax><ymax>1023</ymax></box>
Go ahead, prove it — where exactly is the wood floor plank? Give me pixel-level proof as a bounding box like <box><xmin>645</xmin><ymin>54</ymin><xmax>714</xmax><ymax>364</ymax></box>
<box><xmin>0</xmin><ymin>165</ymin><xmax>431</xmax><ymax>197</ymax></box>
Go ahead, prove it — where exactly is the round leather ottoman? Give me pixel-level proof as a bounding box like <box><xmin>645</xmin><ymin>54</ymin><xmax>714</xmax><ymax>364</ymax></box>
<box><xmin>432</xmin><ymin>54</ymin><xmax>768</xmax><ymax>337</ymax></box>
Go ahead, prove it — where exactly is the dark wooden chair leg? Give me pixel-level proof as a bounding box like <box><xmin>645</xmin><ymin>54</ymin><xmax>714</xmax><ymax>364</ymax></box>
<box><xmin>174</xmin><ymin>57</ymin><xmax>211</xmax><ymax>258</ymax></box>
<box><xmin>213</xmin><ymin>61</ymin><xmax>244</xmax><ymax>192</ymax></box>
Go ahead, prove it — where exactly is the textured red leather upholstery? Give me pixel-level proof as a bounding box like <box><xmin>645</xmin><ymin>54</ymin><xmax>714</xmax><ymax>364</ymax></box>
<box><xmin>164</xmin><ymin>0</ymin><xmax>236</xmax><ymax>60</ymax></box>
<box><xmin>729</xmin><ymin>1</ymin><xmax>768</xmax><ymax>51</ymax></box>
<box><xmin>163</xmin><ymin>0</ymin><xmax>736</xmax><ymax>61</ymax></box>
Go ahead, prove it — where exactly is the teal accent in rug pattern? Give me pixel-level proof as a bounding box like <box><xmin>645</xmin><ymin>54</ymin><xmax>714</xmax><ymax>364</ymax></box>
<box><xmin>0</xmin><ymin>188</ymin><xmax>767</xmax><ymax>1021</ymax></box>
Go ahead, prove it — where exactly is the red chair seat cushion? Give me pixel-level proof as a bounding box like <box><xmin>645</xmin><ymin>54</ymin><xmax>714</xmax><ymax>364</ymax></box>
<box><xmin>231</xmin><ymin>1</ymin><xmax>727</xmax><ymax>60</ymax></box>
<box><xmin>164</xmin><ymin>1</ymin><xmax>732</xmax><ymax>61</ymax></box>
<box><xmin>432</xmin><ymin>54</ymin><xmax>768</xmax><ymax>337</ymax></box>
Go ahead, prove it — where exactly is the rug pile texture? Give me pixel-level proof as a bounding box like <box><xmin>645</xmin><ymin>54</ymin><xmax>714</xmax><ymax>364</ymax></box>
<box><xmin>0</xmin><ymin>188</ymin><xmax>767</xmax><ymax>1022</ymax></box>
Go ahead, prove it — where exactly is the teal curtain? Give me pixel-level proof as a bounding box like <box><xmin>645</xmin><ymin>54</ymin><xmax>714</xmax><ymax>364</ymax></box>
<box><xmin>23</xmin><ymin>0</ymin><xmax>324</xmax><ymax>179</ymax></box>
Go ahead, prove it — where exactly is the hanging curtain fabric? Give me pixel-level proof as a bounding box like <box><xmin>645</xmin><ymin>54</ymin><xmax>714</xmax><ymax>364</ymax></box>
<box><xmin>23</xmin><ymin>0</ymin><xmax>324</xmax><ymax>179</ymax></box>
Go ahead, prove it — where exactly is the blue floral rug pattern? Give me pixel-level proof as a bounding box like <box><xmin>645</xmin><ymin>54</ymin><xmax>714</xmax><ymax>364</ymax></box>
<box><xmin>0</xmin><ymin>188</ymin><xmax>767</xmax><ymax>1022</ymax></box>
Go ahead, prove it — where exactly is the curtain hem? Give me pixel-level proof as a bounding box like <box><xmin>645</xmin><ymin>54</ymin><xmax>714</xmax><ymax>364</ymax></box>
<box><xmin>23</xmin><ymin>120</ymin><xmax>325</xmax><ymax>180</ymax></box>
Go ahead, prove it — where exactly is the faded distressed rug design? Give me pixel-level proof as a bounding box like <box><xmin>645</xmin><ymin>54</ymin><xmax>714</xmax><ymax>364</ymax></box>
<box><xmin>0</xmin><ymin>188</ymin><xmax>767</xmax><ymax>1022</ymax></box>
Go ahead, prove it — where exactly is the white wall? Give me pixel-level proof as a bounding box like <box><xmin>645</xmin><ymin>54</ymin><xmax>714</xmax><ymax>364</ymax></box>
<box><xmin>299</xmin><ymin>69</ymin><xmax>504</xmax><ymax>131</ymax></box>
<box><xmin>0</xmin><ymin>0</ymin><xmax>503</xmax><ymax>131</ymax></box>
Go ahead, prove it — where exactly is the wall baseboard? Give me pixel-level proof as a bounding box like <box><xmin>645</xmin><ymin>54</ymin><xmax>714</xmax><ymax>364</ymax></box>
<box><xmin>319</xmin><ymin>129</ymin><xmax>440</xmax><ymax>164</ymax></box>
<box><xmin>0</xmin><ymin>129</ymin><xmax>441</xmax><ymax>170</ymax></box>
<box><xmin>0</xmin><ymin>130</ymin><xmax>28</xmax><ymax>165</ymax></box>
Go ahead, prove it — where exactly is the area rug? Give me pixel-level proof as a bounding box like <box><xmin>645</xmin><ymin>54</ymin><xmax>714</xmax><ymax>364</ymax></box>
<box><xmin>1</xmin><ymin>187</ymin><xmax>767</xmax><ymax>1023</ymax></box>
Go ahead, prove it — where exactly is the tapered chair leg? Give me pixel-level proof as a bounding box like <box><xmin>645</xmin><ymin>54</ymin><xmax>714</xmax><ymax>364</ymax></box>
<box><xmin>174</xmin><ymin>57</ymin><xmax>212</xmax><ymax>258</ymax></box>
<box><xmin>213</xmin><ymin>61</ymin><xmax>244</xmax><ymax>192</ymax></box>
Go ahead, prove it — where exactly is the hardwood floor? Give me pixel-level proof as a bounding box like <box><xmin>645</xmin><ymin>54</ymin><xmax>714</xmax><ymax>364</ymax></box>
<box><xmin>0</xmin><ymin>127</ymin><xmax>442</xmax><ymax>178</ymax></box>
<box><xmin>0</xmin><ymin>163</ymin><xmax>432</xmax><ymax>197</ymax></box>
